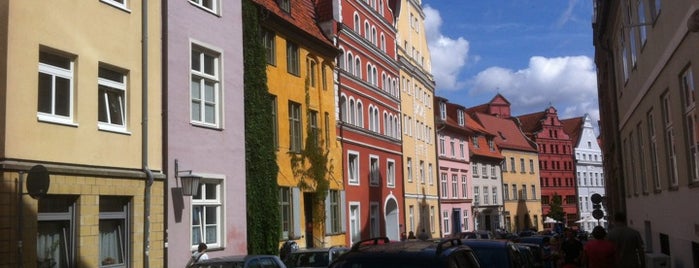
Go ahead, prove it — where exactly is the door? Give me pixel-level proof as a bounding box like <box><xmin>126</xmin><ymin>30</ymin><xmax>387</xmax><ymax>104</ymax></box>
<box><xmin>452</xmin><ymin>208</ymin><xmax>462</xmax><ymax>234</ymax></box>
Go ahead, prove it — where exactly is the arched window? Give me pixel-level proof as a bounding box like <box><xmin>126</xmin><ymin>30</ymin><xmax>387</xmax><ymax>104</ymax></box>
<box><xmin>372</xmin><ymin>67</ymin><xmax>378</xmax><ymax>87</ymax></box>
<box><xmin>338</xmin><ymin>48</ymin><xmax>345</xmax><ymax>70</ymax></box>
<box><xmin>349</xmin><ymin>98</ymin><xmax>356</xmax><ymax>125</ymax></box>
<box><xmin>380</xmin><ymin>34</ymin><xmax>386</xmax><ymax>52</ymax></box>
<box><xmin>382</xmin><ymin>73</ymin><xmax>387</xmax><ymax>90</ymax></box>
<box><xmin>383</xmin><ymin>112</ymin><xmax>388</xmax><ymax>135</ymax></box>
<box><xmin>346</xmin><ymin>52</ymin><xmax>354</xmax><ymax>74</ymax></box>
<box><xmin>354</xmin><ymin>13</ymin><xmax>360</xmax><ymax>33</ymax></box>
<box><xmin>357</xmin><ymin>101</ymin><xmax>364</xmax><ymax>128</ymax></box>
<box><xmin>355</xmin><ymin>57</ymin><xmax>361</xmax><ymax>78</ymax></box>
<box><xmin>366</xmin><ymin>64</ymin><xmax>373</xmax><ymax>85</ymax></box>
<box><xmin>364</xmin><ymin>21</ymin><xmax>370</xmax><ymax>39</ymax></box>
<box><xmin>340</xmin><ymin>95</ymin><xmax>347</xmax><ymax>122</ymax></box>
<box><xmin>371</xmin><ymin>26</ymin><xmax>377</xmax><ymax>45</ymax></box>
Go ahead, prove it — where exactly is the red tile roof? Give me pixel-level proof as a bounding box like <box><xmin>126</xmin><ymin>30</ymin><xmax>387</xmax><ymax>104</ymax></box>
<box><xmin>561</xmin><ymin>116</ymin><xmax>584</xmax><ymax>146</ymax></box>
<box><xmin>515</xmin><ymin>110</ymin><xmax>547</xmax><ymax>135</ymax></box>
<box><xmin>253</xmin><ymin>0</ymin><xmax>334</xmax><ymax>48</ymax></box>
<box><xmin>473</xmin><ymin>112</ymin><xmax>537</xmax><ymax>153</ymax></box>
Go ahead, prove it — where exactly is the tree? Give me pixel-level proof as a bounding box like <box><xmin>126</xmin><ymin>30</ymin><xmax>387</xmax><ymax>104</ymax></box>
<box><xmin>546</xmin><ymin>193</ymin><xmax>565</xmax><ymax>223</ymax></box>
<box><xmin>243</xmin><ymin>0</ymin><xmax>280</xmax><ymax>255</ymax></box>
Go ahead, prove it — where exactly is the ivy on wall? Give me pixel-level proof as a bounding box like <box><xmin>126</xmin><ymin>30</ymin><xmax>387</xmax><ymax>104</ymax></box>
<box><xmin>243</xmin><ymin>0</ymin><xmax>281</xmax><ymax>255</ymax></box>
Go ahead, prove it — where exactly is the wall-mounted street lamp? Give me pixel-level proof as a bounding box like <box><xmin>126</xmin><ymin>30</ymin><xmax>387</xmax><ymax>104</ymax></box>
<box><xmin>175</xmin><ymin>159</ymin><xmax>202</xmax><ymax>196</ymax></box>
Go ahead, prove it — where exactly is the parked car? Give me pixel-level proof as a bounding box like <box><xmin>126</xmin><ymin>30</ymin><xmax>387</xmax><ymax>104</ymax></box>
<box><xmin>328</xmin><ymin>237</ymin><xmax>481</xmax><ymax>268</ymax></box>
<box><xmin>192</xmin><ymin>255</ymin><xmax>286</xmax><ymax>268</ymax></box>
<box><xmin>516</xmin><ymin>243</ymin><xmax>541</xmax><ymax>268</ymax></box>
<box><xmin>513</xmin><ymin>235</ymin><xmax>551</xmax><ymax>247</ymax></box>
<box><xmin>457</xmin><ymin>230</ymin><xmax>494</xmax><ymax>240</ymax></box>
<box><xmin>461</xmin><ymin>239</ymin><xmax>526</xmax><ymax>268</ymax></box>
<box><xmin>284</xmin><ymin>246</ymin><xmax>349</xmax><ymax>268</ymax></box>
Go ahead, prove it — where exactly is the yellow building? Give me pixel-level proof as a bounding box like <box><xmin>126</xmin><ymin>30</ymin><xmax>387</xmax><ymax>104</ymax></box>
<box><xmin>470</xmin><ymin>96</ymin><xmax>543</xmax><ymax>233</ymax></box>
<box><xmin>0</xmin><ymin>0</ymin><xmax>163</xmax><ymax>267</ymax></box>
<box><xmin>396</xmin><ymin>0</ymin><xmax>440</xmax><ymax>238</ymax></box>
<box><xmin>253</xmin><ymin>0</ymin><xmax>345</xmax><ymax>248</ymax></box>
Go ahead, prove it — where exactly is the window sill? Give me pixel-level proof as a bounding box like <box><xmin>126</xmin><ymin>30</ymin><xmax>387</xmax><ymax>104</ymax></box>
<box><xmin>37</xmin><ymin>114</ymin><xmax>79</xmax><ymax>127</ymax></box>
<box><xmin>191</xmin><ymin>121</ymin><xmax>222</xmax><ymax>130</ymax></box>
<box><xmin>188</xmin><ymin>0</ymin><xmax>221</xmax><ymax>17</ymax></box>
<box><xmin>98</xmin><ymin>123</ymin><xmax>131</xmax><ymax>135</ymax></box>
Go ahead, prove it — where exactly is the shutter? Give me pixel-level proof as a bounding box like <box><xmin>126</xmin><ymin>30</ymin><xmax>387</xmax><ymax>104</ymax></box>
<box><xmin>325</xmin><ymin>191</ymin><xmax>332</xmax><ymax>235</ymax></box>
<box><xmin>293</xmin><ymin>187</ymin><xmax>301</xmax><ymax>239</ymax></box>
<box><xmin>340</xmin><ymin>191</ymin><xmax>347</xmax><ymax>232</ymax></box>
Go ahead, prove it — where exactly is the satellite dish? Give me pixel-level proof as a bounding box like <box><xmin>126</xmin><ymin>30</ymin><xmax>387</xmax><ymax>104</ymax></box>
<box><xmin>26</xmin><ymin>165</ymin><xmax>50</xmax><ymax>199</ymax></box>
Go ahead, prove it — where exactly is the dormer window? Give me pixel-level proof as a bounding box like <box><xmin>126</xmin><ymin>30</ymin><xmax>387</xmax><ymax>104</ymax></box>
<box><xmin>457</xmin><ymin>109</ymin><xmax>464</xmax><ymax>126</ymax></box>
<box><xmin>472</xmin><ymin>136</ymin><xmax>479</xmax><ymax>148</ymax></box>
<box><xmin>439</xmin><ymin>102</ymin><xmax>446</xmax><ymax>120</ymax></box>
<box><xmin>488</xmin><ymin>138</ymin><xmax>495</xmax><ymax>151</ymax></box>
<box><xmin>278</xmin><ymin>0</ymin><xmax>290</xmax><ymax>13</ymax></box>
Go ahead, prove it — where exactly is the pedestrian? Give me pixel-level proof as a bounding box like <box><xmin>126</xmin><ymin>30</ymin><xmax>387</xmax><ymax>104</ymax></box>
<box><xmin>186</xmin><ymin>243</ymin><xmax>209</xmax><ymax>268</ymax></box>
<box><xmin>560</xmin><ymin>228</ymin><xmax>583</xmax><ymax>268</ymax></box>
<box><xmin>607</xmin><ymin>212</ymin><xmax>645</xmax><ymax>268</ymax></box>
<box><xmin>540</xmin><ymin>236</ymin><xmax>555</xmax><ymax>268</ymax></box>
<box><xmin>582</xmin><ymin>226</ymin><xmax>616</xmax><ymax>268</ymax></box>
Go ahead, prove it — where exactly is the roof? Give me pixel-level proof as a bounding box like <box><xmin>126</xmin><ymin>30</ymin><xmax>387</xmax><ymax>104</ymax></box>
<box><xmin>561</xmin><ymin>116</ymin><xmax>584</xmax><ymax>146</ymax></box>
<box><xmin>253</xmin><ymin>0</ymin><xmax>335</xmax><ymax>49</ymax></box>
<box><xmin>472</xmin><ymin>112</ymin><xmax>537</xmax><ymax>153</ymax></box>
<box><xmin>466</xmin><ymin>113</ymin><xmax>503</xmax><ymax>161</ymax></box>
<box><xmin>515</xmin><ymin>110</ymin><xmax>546</xmax><ymax>135</ymax></box>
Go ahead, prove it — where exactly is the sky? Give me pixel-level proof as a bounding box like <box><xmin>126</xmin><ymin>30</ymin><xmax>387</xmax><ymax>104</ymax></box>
<box><xmin>422</xmin><ymin>0</ymin><xmax>599</xmax><ymax>128</ymax></box>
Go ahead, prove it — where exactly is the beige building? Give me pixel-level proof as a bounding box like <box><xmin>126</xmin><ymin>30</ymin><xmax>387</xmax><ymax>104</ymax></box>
<box><xmin>594</xmin><ymin>0</ymin><xmax>699</xmax><ymax>266</ymax></box>
<box><xmin>396</xmin><ymin>0</ymin><xmax>440</xmax><ymax>238</ymax></box>
<box><xmin>0</xmin><ymin>0</ymin><xmax>164</xmax><ymax>267</ymax></box>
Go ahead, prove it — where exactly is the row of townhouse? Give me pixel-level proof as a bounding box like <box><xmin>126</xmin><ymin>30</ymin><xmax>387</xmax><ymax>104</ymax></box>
<box><xmin>0</xmin><ymin>0</ymin><xmax>609</xmax><ymax>267</ymax></box>
<box><xmin>594</xmin><ymin>0</ymin><xmax>699</xmax><ymax>266</ymax></box>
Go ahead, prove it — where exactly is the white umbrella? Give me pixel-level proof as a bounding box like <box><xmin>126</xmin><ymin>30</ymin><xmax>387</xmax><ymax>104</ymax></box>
<box><xmin>544</xmin><ymin>217</ymin><xmax>560</xmax><ymax>224</ymax></box>
<box><xmin>575</xmin><ymin>218</ymin><xmax>586</xmax><ymax>223</ymax></box>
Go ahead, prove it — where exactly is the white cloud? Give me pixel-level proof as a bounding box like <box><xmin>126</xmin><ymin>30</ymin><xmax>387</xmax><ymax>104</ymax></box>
<box><xmin>469</xmin><ymin>55</ymin><xmax>599</xmax><ymax>124</ymax></box>
<box><xmin>424</xmin><ymin>5</ymin><xmax>470</xmax><ymax>91</ymax></box>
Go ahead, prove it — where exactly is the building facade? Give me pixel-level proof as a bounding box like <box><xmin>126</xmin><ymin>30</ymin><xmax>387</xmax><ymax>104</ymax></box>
<box><xmin>1</xmin><ymin>0</ymin><xmax>164</xmax><ymax>266</ymax></box>
<box><xmin>435</xmin><ymin>97</ymin><xmax>474</xmax><ymax>237</ymax></box>
<box><xmin>164</xmin><ymin>1</ymin><xmax>248</xmax><ymax>266</ymax></box>
<box><xmin>470</xmin><ymin>95</ymin><xmax>542</xmax><ymax>233</ymax></box>
<box><xmin>396</xmin><ymin>0</ymin><xmax>440</xmax><ymax>239</ymax></box>
<box><xmin>517</xmin><ymin>107</ymin><xmax>578</xmax><ymax>227</ymax></box>
<box><xmin>253</xmin><ymin>0</ymin><xmax>345</xmax><ymax>249</ymax></box>
<box><xmin>562</xmin><ymin>114</ymin><xmax>607</xmax><ymax>232</ymax></box>
<box><xmin>318</xmin><ymin>0</ymin><xmax>404</xmax><ymax>245</ymax></box>
<box><xmin>466</xmin><ymin>113</ymin><xmax>504</xmax><ymax>232</ymax></box>
<box><xmin>593</xmin><ymin>0</ymin><xmax>699</xmax><ymax>265</ymax></box>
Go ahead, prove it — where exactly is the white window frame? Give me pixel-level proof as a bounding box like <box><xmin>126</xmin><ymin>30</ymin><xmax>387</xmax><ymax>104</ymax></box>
<box><xmin>37</xmin><ymin>195</ymin><xmax>77</xmax><ymax>268</ymax></box>
<box><xmin>100</xmin><ymin>0</ymin><xmax>129</xmax><ymax>11</ymax></box>
<box><xmin>349</xmin><ymin>203</ymin><xmax>361</xmax><ymax>245</ymax></box>
<box><xmin>189</xmin><ymin>0</ymin><xmax>220</xmax><ymax>15</ymax></box>
<box><xmin>442</xmin><ymin>211</ymin><xmax>450</xmax><ymax>235</ymax></box>
<box><xmin>461</xmin><ymin>175</ymin><xmax>468</xmax><ymax>198</ymax></box>
<box><xmin>190</xmin><ymin>43</ymin><xmax>222</xmax><ymax>128</ymax></box>
<box><xmin>451</xmin><ymin>174</ymin><xmax>458</xmax><ymax>198</ymax></box>
<box><xmin>325</xmin><ymin>190</ymin><xmax>345</xmax><ymax>234</ymax></box>
<box><xmin>387</xmin><ymin>159</ymin><xmax>396</xmax><ymax>187</ymax></box>
<box><xmin>407</xmin><ymin>157</ymin><xmax>413</xmax><ymax>183</ymax></box>
<box><xmin>191</xmin><ymin>178</ymin><xmax>224</xmax><ymax>249</ymax></box>
<box><xmin>37</xmin><ymin>51</ymin><xmax>75</xmax><ymax>126</ymax></box>
<box><xmin>348</xmin><ymin>151</ymin><xmax>360</xmax><ymax>185</ymax></box>
<box><xmin>440</xmin><ymin>173</ymin><xmax>448</xmax><ymax>198</ymax></box>
<box><xmin>99</xmin><ymin>196</ymin><xmax>131</xmax><ymax>267</ymax></box>
<box><xmin>680</xmin><ymin>68</ymin><xmax>698</xmax><ymax>183</ymax></box>
<box><xmin>97</xmin><ymin>66</ymin><xmax>128</xmax><ymax>133</ymax></box>
<box><xmin>370</xmin><ymin>155</ymin><xmax>380</xmax><ymax>186</ymax></box>
<box><xmin>419</xmin><ymin>161</ymin><xmax>425</xmax><ymax>184</ymax></box>
<box><xmin>428</xmin><ymin>164</ymin><xmax>434</xmax><ymax>185</ymax></box>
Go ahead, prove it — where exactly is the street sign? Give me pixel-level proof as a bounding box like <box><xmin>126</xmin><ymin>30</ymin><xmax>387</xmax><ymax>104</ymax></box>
<box><xmin>591</xmin><ymin>193</ymin><xmax>603</xmax><ymax>204</ymax></box>
<box><xmin>592</xmin><ymin>208</ymin><xmax>604</xmax><ymax>220</ymax></box>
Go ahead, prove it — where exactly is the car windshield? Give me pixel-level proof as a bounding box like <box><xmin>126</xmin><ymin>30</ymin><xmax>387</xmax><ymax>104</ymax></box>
<box><xmin>286</xmin><ymin>252</ymin><xmax>330</xmax><ymax>267</ymax></box>
<box><xmin>469</xmin><ymin>247</ymin><xmax>509</xmax><ymax>267</ymax></box>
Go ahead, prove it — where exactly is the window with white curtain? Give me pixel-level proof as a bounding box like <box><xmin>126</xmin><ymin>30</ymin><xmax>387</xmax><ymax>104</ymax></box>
<box><xmin>37</xmin><ymin>195</ymin><xmax>77</xmax><ymax>268</ymax></box>
<box><xmin>99</xmin><ymin>196</ymin><xmax>130</xmax><ymax>267</ymax></box>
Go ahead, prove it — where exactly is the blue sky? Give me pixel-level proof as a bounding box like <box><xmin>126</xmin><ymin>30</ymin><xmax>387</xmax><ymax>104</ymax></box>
<box><xmin>422</xmin><ymin>0</ymin><xmax>599</xmax><ymax>125</ymax></box>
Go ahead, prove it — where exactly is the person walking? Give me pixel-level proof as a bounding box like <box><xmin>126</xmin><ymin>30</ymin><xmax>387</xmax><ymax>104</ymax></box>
<box><xmin>560</xmin><ymin>228</ymin><xmax>583</xmax><ymax>268</ymax></box>
<box><xmin>186</xmin><ymin>243</ymin><xmax>209</xmax><ymax>267</ymax></box>
<box><xmin>607</xmin><ymin>212</ymin><xmax>645</xmax><ymax>268</ymax></box>
<box><xmin>582</xmin><ymin>226</ymin><xmax>616</xmax><ymax>268</ymax></box>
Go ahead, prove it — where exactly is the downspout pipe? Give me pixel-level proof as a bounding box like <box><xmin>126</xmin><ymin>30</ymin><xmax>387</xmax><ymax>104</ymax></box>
<box><xmin>141</xmin><ymin>0</ymin><xmax>154</xmax><ymax>267</ymax></box>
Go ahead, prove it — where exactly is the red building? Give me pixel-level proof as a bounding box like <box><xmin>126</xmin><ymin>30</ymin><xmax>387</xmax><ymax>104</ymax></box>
<box><xmin>318</xmin><ymin>0</ymin><xmax>404</xmax><ymax>244</ymax></box>
<box><xmin>517</xmin><ymin>106</ymin><xmax>579</xmax><ymax>227</ymax></box>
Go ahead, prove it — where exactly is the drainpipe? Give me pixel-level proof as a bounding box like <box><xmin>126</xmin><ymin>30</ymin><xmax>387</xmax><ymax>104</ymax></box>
<box><xmin>141</xmin><ymin>0</ymin><xmax>154</xmax><ymax>267</ymax></box>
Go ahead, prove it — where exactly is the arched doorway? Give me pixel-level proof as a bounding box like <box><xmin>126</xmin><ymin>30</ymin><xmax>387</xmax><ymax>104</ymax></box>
<box><xmin>384</xmin><ymin>198</ymin><xmax>399</xmax><ymax>241</ymax></box>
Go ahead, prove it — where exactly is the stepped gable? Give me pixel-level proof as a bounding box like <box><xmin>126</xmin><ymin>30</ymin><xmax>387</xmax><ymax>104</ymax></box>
<box><xmin>473</xmin><ymin>112</ymin><xmax>537</xmax><ymax>153</ymax></box>
<box><xmin>561</xmin><ymin>116</ymin><xmax>584</xmax><ymax>146</ymax></box>
<box><xmin>253</xmin><ymin>0</ymin><xmax>334</xmax><ymax>47</ymax></box>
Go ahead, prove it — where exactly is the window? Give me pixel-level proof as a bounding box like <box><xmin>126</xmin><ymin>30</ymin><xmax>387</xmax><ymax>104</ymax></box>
<box><xmin>277</xmin><ymin>0</ymin><xmax>290</xmax><ymax>13</ymax></box>
<box><xmin>348</xmin><ymin>152</ymin><xmax>359</xmax><ymax>185</ymax></box>
<box><xmin>353</xmin><ymin>13</ymin><xmax>360</xmax><ymax>33</ymax></box>
<box><xmin>461</xmin><ymin>175</ymin><xmax>468</xmax><ymax>198</ymax></box>
<box><xmin>37</xmin><ymin>195</ymin><xmax>77</xmax><ymax>268</ymax></box>
<box><xmin>407</xmin><ymin>157</ymin><xmax>413</xmax><ymax>182</ymax></box>
<box><xmin>649</xmin><ymin>0</ymin><xmax>661</xmax><ymax>21</ymax></box>
<box><xmin>387</xmin><ymin>160</ymin><xmax>396</xmax><ymax>187</ymax></box>
<box><xmin>430</xmin><ymin>206</ymin><xmax>435</xmax><ymax>233</ymax></box>
<box><xmin>270</xmin><ymin>96</ymin><xmax>279</xmax><ymax>149</ymax></box>
<box><xmin>661</xmin><ymin>91</ymin><xmax>679</xmax><ymax>187</ymax></box>
<box><xmin>647</xmin><ymin>110</ymin><xmax>661</xmax><ymax>190</ymax></box>
<box><xmin>512</xmin><ymin>184</ymin><xmax>518</xmax><ymax>200</ymax></box>
<box><xmin>472</xmin><ymin>136</ymin><xmax>479</xmax><ymax>148</ymax></box>
<box><xmin>440</xmin><ymin>173</ymin><xmax>448</xmax><ymax>198</ymax></box>
<box><xmin>680</xmin><ymin>68</ymin><xmax>698</xmax><ymax>183</ymax></box>
<box><xmin>457</xmin><ymin>110</ymin><xmax>464</xmax><ymax>125</ymax></box>
<box><xmin>531</xmin><ymin>185</ymin><xmax>536</xmax><ymax>199</ymax></box>
<box><xmin>262</xmin><ymin>29</ymin><xmax>276</xmax><ymax>65</ymax></box>
<box><xmin>99</xmin><ymin>196</ymin><xmax>130</xmax><ymax>267</ymax></box>
<box><xmin>190</xmin><ymin>0</ymin><xmax>219</xmax><ymax>14</ymax></box>
<box><xmin>191</xmin><ymin>45</ymin><xmax>221</xmax><ymax>127</ymax></box>
<box><xmin>370</xmin><ymin>203</ymin><xmax>380</xmax><ymax>238</ymax></box>
<box><xmin>483</xmin><ymin>186</ymin><xmax>489</xmax><ymax>205</ymax></box>
<box><xmin>510</xmin><ymin>157</ymin><xmax>516</xmax><ymax>172</ymax></box>
<box><xmin>521</xmin><ymin>184</ymin><xmax>527</xmax><ymax>200</ymax></box>
<box><xmin>439</xmin><ymin>136</ymin><xmax>446</xmax><ymax>156</ymax></box>
<box><xmin>520</xmin><ymin>158</ymin><xmax>525</xmax><ymax>173</ymax></box>
<box><xmin>637</xmin><ymin>0</ymin><xmax>647</xmax><ymax>44</ymax></box>
<box><xmin>302</xmin><ymin>110</ymin><xmax>315</xmax><ymax>146</ymax></box>
<box><xmin>488</xmin><ymin>138</ymin><xmax>495</xmax><ymax>151</ymax></box>
<box><xmin>325</xmin><ymin>190</ymin><xmax>344</xmax><ymax>234</ymax></box>
<box><xmin>439</xmin><ymin>102</ymin><xmax>446</xmax><ymax>120</ymax></box>
<box><xmin>192</xmin><ymin>180</ymin><xmax>223</xmax><ymax>248</ymax></box>
<box><xmin>442</xmin><ymin>211</ymin><xmax>450</xmax><ymax>234</ymax></box>
<box><xmin>428</xmin><ymin>164</ymin><xmax>434</xmax><ymax>185</ymax></box>
<box><xmin>97</xmin><ymin>66</ymin><xmax>127</xmax><ymax>132</ymax></box>
<box><xmin>286</xmin><ymin>42</ymin><xmax>300</xmax><ymax>75</ymax></box>
<box><xmin>370</xmin><ymin>156</ymin><xmax>380</xmax><ymax>186</ymax></box>
<box><xmin>289</xmin><ymin>102</ymin><xmax>303</xmax><ymax>153</ymax></box>
<box><xmin>419</xmin><ymin>161</ymin><xmax>425</xmax><ymax>183</ymax></box>
<box><xmin>409</xmin><ymin>205</ymin><xmax>415</xmax><ymax>232</ymax></box>
<box><xmin>349</xmin><ymin>203</ymin><xmax>360</xmax><ymax>244</ymax></box>
<box><xmin>492</xmin><ymin>187</ymin><xmax>497</xmax><ymax>204</ymax></box>
<box><xmin>504</xmin><ymin>184</ymin><xmax>509</xmax><ymax>200</ymax></box>
<box><xmin>451</xmin><ymin>174</ymin><xmax>458</xmax><ymax>198</ymax></box>
<box><xmin>460</xmin><ymin>142</ymin><xmax>465</xmax><ymax>159</ymax></box>
<box><xmin>529</xmin><ymin>159</ymin><xmax>535</xmax><ymax>173</ymax></box>
<box><xmin>38</xmin><ymin>51</ymin><xmax>74</xmax><ymax>124</ymax></box>
<box><xmin>473</xmin><ymin>187</ymin><xmax>480</xmax><ymax>205</ymax></box>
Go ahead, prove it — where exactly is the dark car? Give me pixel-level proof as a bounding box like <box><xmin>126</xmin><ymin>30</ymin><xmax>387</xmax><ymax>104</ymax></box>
<box><xmin>514</xmin><ymin>235</ymin><xmax>550</xmax><ymax>247</ymax></box>
<box><xmin>193</xmin><ymin>255</ymin><xmax>286</xmax><ymax>268</ymax></box>
<box><xmin>516</xmin><ymin>243</ymin><xmax>544</xmax><ymax>268</ymax></box>
<box><xmin>328</xmin><ymin>237</ymin><xmax>481</xmax><ymax>268</ymax></box>
<box><xmin>461</xmin><ymin>239</ymin><xmax>525</xmax><ymax>268</ymax></box>
<box><xmin>457</xmin><ymin>230</ymin><xmax>494</xmax><ymax>240</ymax></box>
<box><xmin>284</xmin><ymin>247</ymin><xmax>349</xmax><ymax>268</ymax></box>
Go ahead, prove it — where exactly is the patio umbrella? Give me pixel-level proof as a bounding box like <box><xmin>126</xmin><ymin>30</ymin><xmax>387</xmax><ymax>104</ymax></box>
<box><xmin>544</xmin><ymin>217</ymin><xmax>560</xmax><ymax>224</ymax></box>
